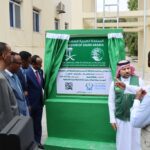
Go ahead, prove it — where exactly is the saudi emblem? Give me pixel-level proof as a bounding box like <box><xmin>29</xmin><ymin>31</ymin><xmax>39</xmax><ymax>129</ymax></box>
<box><xmin>65</xmin><ymin>47</ymin><xmax>76</xmax><ymax>61</ymax></box>
<box><xmin>91</xmin><ymin>48</ymin><xmax>104</xmax><ymax>62</ymax></box>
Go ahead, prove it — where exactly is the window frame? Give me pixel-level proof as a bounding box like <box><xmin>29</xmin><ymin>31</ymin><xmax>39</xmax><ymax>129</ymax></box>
<box><xmin>9</xmin><ymin>0</ymin><xmax>21</xmax><ymax>28</ymax></box>
<box><xmin>33</xmin><ymin>9</ymin><xmax>40</xmax><ymax>32</ymax></box>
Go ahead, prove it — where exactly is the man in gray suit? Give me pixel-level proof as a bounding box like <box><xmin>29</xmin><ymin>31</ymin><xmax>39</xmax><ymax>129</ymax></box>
<box><xmin>4</xmin><ymin>52</ymin><xmax>29</xmax><ymax>116</ymax></box>
<box><xmin>0</xmin><ymin>42</ymin><xmax>18</xmax><ymax>131</ymax></box>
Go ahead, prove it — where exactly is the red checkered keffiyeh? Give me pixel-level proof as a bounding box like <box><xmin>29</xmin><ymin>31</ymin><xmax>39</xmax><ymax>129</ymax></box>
<box><xmin>116</xmin><ymin>60</ymin><xmax>136</xmax><ymax>78</ymax></box>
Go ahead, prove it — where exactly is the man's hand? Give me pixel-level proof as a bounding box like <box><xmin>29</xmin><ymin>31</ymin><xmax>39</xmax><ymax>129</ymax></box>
<box><xmin>135</xmin><ymin>89</ymin><xmax>147</xmax><ymax>101</ymax></box>
<box><xmin>24</xmin><ymin>91</ymin><xmax>28</xmax><ymax>96</ymax></box>
<box><xmin>111</xmin><ymin>123</ymin><xmax>117</xmax><ymax>131</ymax></box>
<box><xmin>115</xmin><ymin>78</ymin><xmax>126</xmax><ymax>90</ymax></box>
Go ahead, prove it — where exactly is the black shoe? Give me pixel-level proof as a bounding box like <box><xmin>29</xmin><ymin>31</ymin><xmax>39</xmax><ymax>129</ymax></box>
<box><xmin>38</xmin><ymin>143</ymin><xmax>44</xmax><ymax>149</ymax></box>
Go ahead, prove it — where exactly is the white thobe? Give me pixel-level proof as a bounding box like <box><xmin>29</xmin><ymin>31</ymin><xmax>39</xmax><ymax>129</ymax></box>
<box><xmin>108</xmin><ymin>76</ymin><xmax>144</xmax><ymax>150</ymax></box>
<box><xmin>130</xmin><ymin>87</ymin><xmax>150</xmax><ymax>150</ymax></box>
<box><xmin>131</xmin><ymin>87</ymin><xmax>150</xmax><ymax>128</ymax></box>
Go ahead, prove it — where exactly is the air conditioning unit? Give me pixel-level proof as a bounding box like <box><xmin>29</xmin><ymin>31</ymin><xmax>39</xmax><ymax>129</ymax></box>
<box><xmin>14</xmin><ymin>0</ymin><xmax>22</xmax><ymax>3</ymax></box>
<box><xmin>56</xmin><ymin>2</ymin><xmax>66</xmax><ymax>14</ymax></box>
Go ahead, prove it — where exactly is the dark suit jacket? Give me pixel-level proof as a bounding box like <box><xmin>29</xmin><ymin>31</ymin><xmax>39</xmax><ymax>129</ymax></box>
<box><xmin>17</xmin><ymin>68</ymin><xmax>30</xmax><ymax>106</ymax></box>
<box><xmin>26</xmin><ymin>67</ymin><xmax>44</xmax><ymax>109</ymax></box>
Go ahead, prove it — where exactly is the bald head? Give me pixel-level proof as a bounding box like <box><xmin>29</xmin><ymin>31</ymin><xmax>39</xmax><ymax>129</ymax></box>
<box><xmin>0</xmin><ymin>42</ymin><xmax>12</xmax><ymax>68</ymax></box>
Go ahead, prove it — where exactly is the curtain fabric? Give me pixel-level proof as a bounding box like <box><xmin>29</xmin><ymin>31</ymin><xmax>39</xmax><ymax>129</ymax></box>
<box><xmin>44</xmin><ymin>33</ymin><xmax>70</xmax><ymax>99</ymax></box>
<box><xmin>108</xmin><ymin>33</ymin><xmax>125</xmax><ymax>80</ymax></box>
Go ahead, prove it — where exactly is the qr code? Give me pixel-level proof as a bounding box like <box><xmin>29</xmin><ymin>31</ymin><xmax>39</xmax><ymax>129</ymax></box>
<box><xmin>65</xmin><ymin>82</ymin><xmax>73</xmax><ymax>90</ymax></box>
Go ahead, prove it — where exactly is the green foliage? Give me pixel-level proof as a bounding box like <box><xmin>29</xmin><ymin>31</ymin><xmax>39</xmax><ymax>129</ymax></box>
<box><xmin>127</xmin><ymin>0</ymin><xmax>138</xmax><ymax>10</ymax></box>
<box><xmin>124</xmin><ymin>32</ymin><xmax>138</xmax><ymax>56</ymax></box>
<box><xmin>124</xmin><ymin>0</ymin><xmax>138</xmax><ymax>56</ymax></box>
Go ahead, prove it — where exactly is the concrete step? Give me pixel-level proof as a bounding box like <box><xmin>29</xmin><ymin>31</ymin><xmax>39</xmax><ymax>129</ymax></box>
<box><xmin>44</xmin><ymin>137</ymin><xmax>115</xmax><ymax>150</ymax></box>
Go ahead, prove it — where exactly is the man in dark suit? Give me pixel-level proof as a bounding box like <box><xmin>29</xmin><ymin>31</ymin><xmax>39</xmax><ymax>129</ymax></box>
<box><xmin>0</xmin><ymin>42</ymin><xmax>18</xmax><ymax>131</ymax></box>
<box><xmin>26</xmin><ymin>55</ymin><xmax>44</xmax><ymax>149</ymax></box>
<box><xmin>17</xmin><ymin>51</ymin><xmax>31</xmax><ymax>106</ymax></box>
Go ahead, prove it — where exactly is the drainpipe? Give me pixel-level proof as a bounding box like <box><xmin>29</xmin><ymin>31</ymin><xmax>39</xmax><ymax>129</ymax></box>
<box><xmin>94</xmin><ymin>0</ymin><xmax>97</xmax><ymax>29</ymax></box>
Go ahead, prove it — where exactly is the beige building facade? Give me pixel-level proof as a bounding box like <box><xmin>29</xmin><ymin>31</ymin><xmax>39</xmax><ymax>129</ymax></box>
<box><xmin>0</xmin><ymin>0</ymin><xmax>150</xmax><ymax>75</ymax></box>
<box><xmin>0</xmin><ymin>0</ymin><xmax>83</xmax><ymax>58</ymax></box>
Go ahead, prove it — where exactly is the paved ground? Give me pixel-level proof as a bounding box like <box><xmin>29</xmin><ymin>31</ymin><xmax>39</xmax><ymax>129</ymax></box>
<box><xmin>41</xmin><ymin>58</ymin><xmax>150</xmax><ymax>147</ymax></box>
<box><xmin>41</xmin><ymin>106</ymin><xmax>47</xmax><ymax>144</ymax></box>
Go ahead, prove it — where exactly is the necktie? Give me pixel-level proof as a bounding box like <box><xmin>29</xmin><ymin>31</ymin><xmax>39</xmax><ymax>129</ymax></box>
<box><xmin>12</xmin><ymin>74</ymin><xmax>22</xmax><ymax>93</ymax></box>
<box><xmin>35</xmin><ymin>70</ymin><xmax>41</xmax><ymax>85</ymax></box>
<box><xmin>22</xmin><ymin>69</ymin><xmax>27</xmax><ymax>82</ymax></box>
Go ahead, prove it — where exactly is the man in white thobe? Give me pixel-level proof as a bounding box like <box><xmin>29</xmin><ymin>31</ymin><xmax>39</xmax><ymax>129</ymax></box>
<box><xmin>108</xmin><ymin>60</ymin><xmax>143</xmax><ymax>150</ymax></box>
<box><xmin>115</xmin><ymin>52</ymin><xmax>150</xmax><ymax>150</ymax></box>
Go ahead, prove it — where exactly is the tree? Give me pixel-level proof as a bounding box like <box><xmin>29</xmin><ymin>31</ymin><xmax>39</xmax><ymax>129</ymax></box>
<box><xmin>124</xmin><ymin>0</ymin><xmax>138</xmax><ymax>56</ymax></box>
<box><xmin>128</xmin><ymin>0</ymin><xmax>138</xmax><ymax>10</ymax></box>
<box><xmin>124</xmin><ymin>32</ymin><xmax>138</xmax><ymax>56</ymax></box>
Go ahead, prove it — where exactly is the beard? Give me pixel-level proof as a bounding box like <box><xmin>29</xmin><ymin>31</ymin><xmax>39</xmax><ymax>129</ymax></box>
<box><xmin>122</xmin><ymin>73</ymin><xmax>131</xmax><ymax>78</ymax></box>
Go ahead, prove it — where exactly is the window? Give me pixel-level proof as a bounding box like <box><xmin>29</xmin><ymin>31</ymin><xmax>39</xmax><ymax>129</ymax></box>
<box><xmin>33</xmin><ymin>9</ymin><xmax>40</xmax><ymax>32</ymax></box>
<box><xmin>55</xmin><ymin>19</ymin><xmax>60</xmax><ymax>30</ymax></box>
<box><xmin>9</xmin><ymin>0</ymin><xmax>21</xmax><ymax>28</ymax></box>
<box><xmin>65</xmin><ymin>22</ymin><xmax>69</xmax><ymax>29</ymax></box>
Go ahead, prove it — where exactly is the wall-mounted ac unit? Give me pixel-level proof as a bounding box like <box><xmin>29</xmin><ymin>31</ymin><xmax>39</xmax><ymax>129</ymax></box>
<box><xmin>14</xmin><ymin>0</ymin><xmax>22</xmax><ymax>3</ymax></box>
<box><xmin>56</xmin><ymin>2</ymin><xmax>66</xmax><ymax>14</ymax></box>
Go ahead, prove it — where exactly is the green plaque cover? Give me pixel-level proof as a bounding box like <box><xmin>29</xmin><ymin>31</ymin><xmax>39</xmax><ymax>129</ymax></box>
<box><xmin>62</xmin><ymin>37</ymin><xmax>109</xmax><ymax>67</ymax></box>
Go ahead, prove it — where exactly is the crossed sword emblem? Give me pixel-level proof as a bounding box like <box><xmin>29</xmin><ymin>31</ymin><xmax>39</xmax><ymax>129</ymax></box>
<box><xmin>65</xmin><ymin>47</ymin><xmax>76</xmax><ymax>61</ymax></box>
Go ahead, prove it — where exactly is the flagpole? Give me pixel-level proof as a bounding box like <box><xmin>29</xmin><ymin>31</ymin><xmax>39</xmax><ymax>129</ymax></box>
<box><xmin>142</xmin><ymin>0</ymin><xmax>147</xmax><ymax>79</ymax></box>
